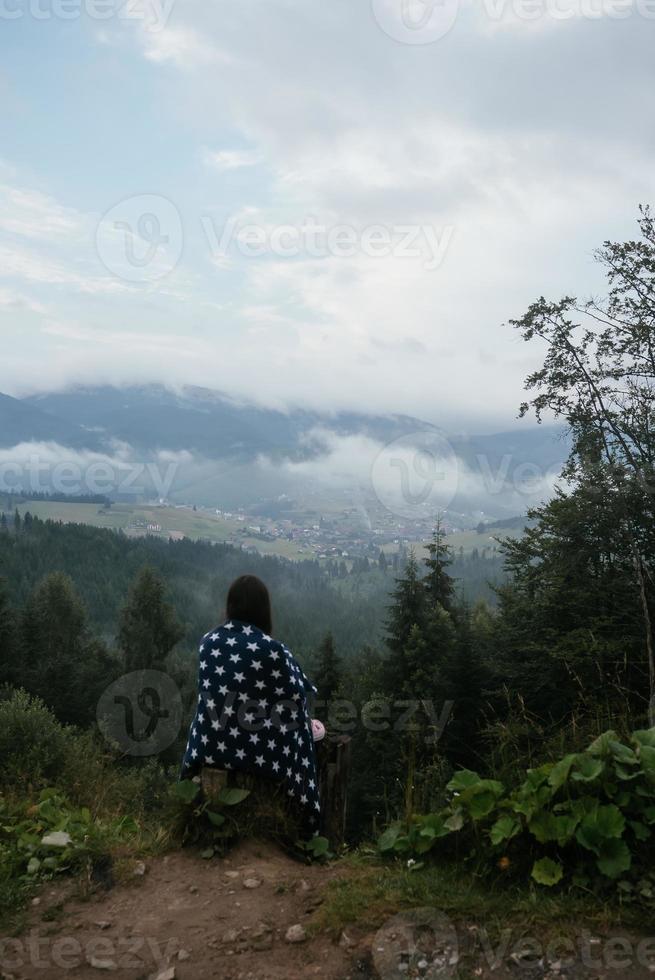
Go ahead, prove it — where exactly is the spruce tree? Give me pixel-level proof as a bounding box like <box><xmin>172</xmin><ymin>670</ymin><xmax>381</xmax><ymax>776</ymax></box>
<box><xmin>423</xmin><ymin>517</ymin><xmax>455</xmax><ymax>612</ymax></box>
<box><xmin>19</xmin><ymin>572</ymin><xmax>115</xmax><ymax>726</ymax></box>
<box><xmin>385</xmin><ymin>552</ymin><xmax>426</xmax><ymax>656</ymax></box>
<box><xmin>0</xmin><ymin>578</ymin><xmax>16</xmax><ymax>687</ymax></box>
<box><xmin>313</xmin><ymin>632</ymin><xmax>342</xmax><ymax>707</ymax></box>
<box><xmin>118</xmin><ymin>566</ymin><xmax>183</xmax><ymax>671</ymax></box>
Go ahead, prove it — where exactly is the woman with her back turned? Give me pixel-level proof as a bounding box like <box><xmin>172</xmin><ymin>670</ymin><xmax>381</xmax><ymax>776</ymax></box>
<box><xmin>180</xmin><ymin>574</ymin><xmax>321</xmax><ymax>835</ymax></box>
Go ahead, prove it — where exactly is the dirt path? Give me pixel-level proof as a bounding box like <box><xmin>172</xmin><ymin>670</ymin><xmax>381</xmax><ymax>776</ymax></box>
<box><xmin>6</xmin><ymin>847</ymin><xmax>655</xmax><ymax>980</ymax></box>
<box><xmin>4</xmin><ymin>843</ymin><xmax>364</xmax><ymax>980</ymax></box>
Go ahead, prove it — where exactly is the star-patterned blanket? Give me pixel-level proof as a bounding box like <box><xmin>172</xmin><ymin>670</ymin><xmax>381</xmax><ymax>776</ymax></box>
<box><xmin>180</xmin><ymin>619</ymin><xmax>321</xmax><ymax>835</ymax></box>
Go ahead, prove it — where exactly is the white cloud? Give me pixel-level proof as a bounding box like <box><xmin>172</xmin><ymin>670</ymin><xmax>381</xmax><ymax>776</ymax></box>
<box><xmin>203</xmin><ymin>148</ymin><xmax>262</xmax><ymax>172</ymax></box>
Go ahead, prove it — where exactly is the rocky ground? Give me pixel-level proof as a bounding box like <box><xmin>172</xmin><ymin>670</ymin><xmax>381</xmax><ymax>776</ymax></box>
<box><xmin>3</xmin><ymin>842</ymin><xmax>366</xmax><ymax>980</ymax></box>
<box><xmin>3</xmin><ymin>844</ymin><xmax>655</xmax><ymax>980</ymax></box>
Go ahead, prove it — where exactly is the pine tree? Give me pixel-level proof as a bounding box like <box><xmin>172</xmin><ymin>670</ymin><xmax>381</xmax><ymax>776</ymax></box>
<box><xmin>118</xmin><ymin>566</ymin><xmax>183</xmax><ymax>671</ymax></box>
<box><xmin>0</xmin><ymin>578</ymin><xmax>16</xmax><ymax>687</ymax></box>
<box><xmin>13</xmin><ymin>510</ymin><xmax>20</xmax><ymax>534</ymax></box>
<box><xmin>314</xmin><ymin>632</ymin><xmax>342</xmax><ymax>705</ymax></box>
<box><xmin>385</xmin><ymin>552</ymin><xmax>426</xmax><ymax>656</ymax></box>
<box><xmin>19</xmin><ymin>572</ymin><xmax>115</xmax><ymax>726</ymax></box>
<box><xmin>423</xmin><ymin>518</ymin><xmax>455</xmax><ymax>612</ymax></box>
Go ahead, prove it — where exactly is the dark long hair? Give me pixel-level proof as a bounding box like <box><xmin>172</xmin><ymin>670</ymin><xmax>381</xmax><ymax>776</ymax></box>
<box><xmin>225</xmin><ymin>575</ymin><xmax>272</xmax><ymax>635</ymax></box>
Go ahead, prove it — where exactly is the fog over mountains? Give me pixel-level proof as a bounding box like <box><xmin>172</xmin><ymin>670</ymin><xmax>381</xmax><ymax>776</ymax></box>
<box><xmin>0</xmin><ymin>385</ymin><xmax>570</xmax><ymax>520</ymax></box>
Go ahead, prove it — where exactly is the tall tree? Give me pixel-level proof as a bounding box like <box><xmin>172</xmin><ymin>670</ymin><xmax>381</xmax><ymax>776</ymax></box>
<box><xmin>313</xmin><ymin>632</ymin><xmax>342</xmax><ymax>709</ymax></box>
<box><xmin>423</xmin><ymin>518</ymin><xmax>456</xmax><ymax>613</ymax></box>
<box><xmin>511</xmin><ymin>206</ymin><xmax>655</xmax><ymax>722</ymax></box>
<box><xmin>118</xmin><ymin>566</ymin><xmax>184</xmax><ymax>672</ymax></box>
<box><xmin>0</xmin><ymin>578</ymin><xmax>17</xmax><ymax>687</ymax></box>
<box><xmin>18</xmin><ymin>572</ymin><xmax>115</xmax><ymax>726</ymax></box>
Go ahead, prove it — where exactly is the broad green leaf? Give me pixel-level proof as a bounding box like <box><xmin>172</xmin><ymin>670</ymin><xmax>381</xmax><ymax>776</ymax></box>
<box><xmin>217</xmin><ymin>788</ymin><xmax>251</xmax><ymax>806</ymax></box>
<box><xmin>172</xmin><ymin>781</ymin><xmax>200</xmax><ymax>805</ymax></box>
<box><xmin>201</xmin><ymin>847</ymin><xmax>215</xmax><ymax>859</ymax></box>
<box><xmin>529</xmin><ymin>811</ymin><xmax>578</xmax><ymax>845</ymax></box>
<box><xmin>596</xmin><ymin>839</ymin><xmax>631</xmax><ymax>879</ymax></box>
<box><xmin>531</xmin><ymin>858</ymin><xmax>563</xmax><ymax>886</ymax></box>
<box><xmin>489</xmin><ymin>815</ymin><xmax>521</xmax><ymax>846</ymax></box>
<box><xmin>632</xmin><ymin>729</ymin><xmax>655</xmax><ymax>748</ymax></box>
<box><xmin>447</xmin><ymin>770</ymin><xmax>482</xmax><ymax>792</ymax></box>
<box><xmin>571</xmin><ymin>756</ymin><xmax>604</xmax><ymax>782</ymax></box>
<box><xmin>628</xmin><ymin>820</ymin><xmax>650</xmax><ymax>841</ymax></box>
<box><xmin>638</xmin><ymin>745</ymin><xmax>655</xmax><ymax>781</ymax></box>
<box><xmin>587</xmin><ymin>731</ymin><xmax>620</xmax><ymax>757</ymax></box>
<box><xmin>421</xmin><ymin>813</ymin><xmax>451</xmax><ymax>838</ymax></box>
<box><xmin>468</xmin><ymin>791</ymin><xmax>498</xmax><ymax>820</ymax></box>
<box><xmin>608</xmin><ymin>741</ymin><xmax>637</xmax><ymax>765</ymax></box>
<box><xmin>378</xmin><ymin>824</ymin><xmax>402</xmax><ymax>853</ymax></box>
<box><xmin>27</xmin><ymin>857</ymin><xmax>40</xmax><ymax>875</ymax></box>
<box><xmin>548</xmin><ymin>754</ymin><xmax>577</xmax><ymax>790</ymax></box>
<box><xmin>307</xmin><ymin>836</ymin><xmax>329</xmax><ymax>857</ymax></box>
<box><xmin>613</xmin><ymin>765</ymin><xmax>640</xmax><ymax>782</ymax></box>
<box><xmin>206</xmin><ymin>811</ymin><xmax>226</xmax><ymax>827</ymax></box>
<box><xmin>594</xmin><ymin>804</ymin><xmax>625</xmax><ymax>839</ymax></box>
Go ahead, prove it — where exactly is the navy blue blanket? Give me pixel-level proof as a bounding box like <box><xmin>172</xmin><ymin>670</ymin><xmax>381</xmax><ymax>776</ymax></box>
<box><xmin>181</xmin><ymin>619</ymin><xmax>321</xmax><ymax>834</ymax></box>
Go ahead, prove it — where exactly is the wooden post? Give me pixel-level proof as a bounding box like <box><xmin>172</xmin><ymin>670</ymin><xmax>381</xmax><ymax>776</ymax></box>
<box><xmin>315</xmin><ymin>735</ymin><xmax>351</xmax><ymax>848</ymax></box>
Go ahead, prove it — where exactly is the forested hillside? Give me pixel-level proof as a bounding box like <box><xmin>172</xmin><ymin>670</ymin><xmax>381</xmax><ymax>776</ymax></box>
<box><xmin>2</xmin><ymin>213</ymin><xmax>655</xmax><ymax>952</ymax></box>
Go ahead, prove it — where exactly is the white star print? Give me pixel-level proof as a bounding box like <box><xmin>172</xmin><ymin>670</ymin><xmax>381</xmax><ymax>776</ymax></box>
<box><xmin>226</xmin><ymin>637</ymin><xmax>237</xmax><ymax>647</ymax></box>
<box><xmin>217</xmin><ymin>741</ymin><xmax>227</xmax><ymax>752</ymax></box>
<box><xmin>242</xmin><ymin>625</ymin><xmax>253</xmax><ymax>635</ymax></box>
<box><xmin>236</xmin><ymin>748</ymin><xmax>246</xmax><ymax>760</ymax></box>
<box><xmin>229</xmin><ymin>653</ymin><xmax>241</xmax><ymax>664</ymax></box>
<box><xmin>247</xmin><ymin>643</ymin><xmax>259</xmax><ymax>653</ymax></box>
<box><xmin>251</xmin><ymin>659</ymin><xmax>262</xmax><ymax>670</ymax></box>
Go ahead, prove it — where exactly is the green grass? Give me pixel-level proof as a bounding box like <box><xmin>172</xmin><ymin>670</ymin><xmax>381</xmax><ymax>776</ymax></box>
<box><xmin>5</xmin><ymin>499</ymin><xmax>310</xmax><ymax>559</ymax></box>
<box><xmin>316</xmin><ymin>852</ymin><xmax>652</xmax><ymax>946</ymax></box>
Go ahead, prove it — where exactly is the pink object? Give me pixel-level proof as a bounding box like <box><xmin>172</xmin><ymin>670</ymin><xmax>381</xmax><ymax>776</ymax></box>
<box><xmin>311</xmin><ymin>719</ymin><xmax>326</xmax><ymax>742</ymax></box>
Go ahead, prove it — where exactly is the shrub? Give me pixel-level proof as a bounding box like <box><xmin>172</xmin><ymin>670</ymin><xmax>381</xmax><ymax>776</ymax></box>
<box><xmin>379</xmin><ymin>728</ymin><xmax>655</xmax><ymax>900</ymax></box>
<box><xmin>0</xmin><ymin>690</ymin><xmax>74</xmax><ymax>790</ymax></box>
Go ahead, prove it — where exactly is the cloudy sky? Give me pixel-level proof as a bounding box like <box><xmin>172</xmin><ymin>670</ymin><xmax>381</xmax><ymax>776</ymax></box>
<box><xmin>1</xmin><ymin>0</ymin><xmax>653</xmax><ymax>432</ymax></box>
